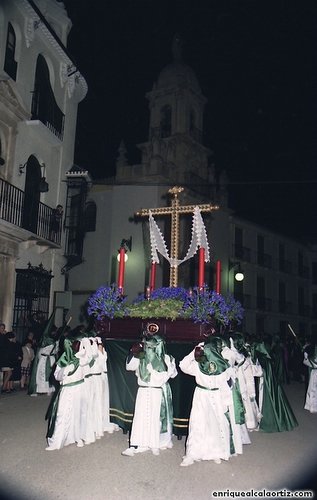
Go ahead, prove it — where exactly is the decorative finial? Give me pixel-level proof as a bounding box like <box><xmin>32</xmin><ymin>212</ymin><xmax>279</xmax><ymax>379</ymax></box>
<box><xmin>172</xmin><ymin>33</ymin><xmax>183</xmax><ymax>62</ymax></box>
<box><xmin>168</xmin><ymin>186</ymin><xmax>184</xmax><ymax>198</ymax></box>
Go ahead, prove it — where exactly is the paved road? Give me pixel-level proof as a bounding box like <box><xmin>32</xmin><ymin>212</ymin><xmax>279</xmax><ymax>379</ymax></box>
<box><xmin>0</xmin><ymin>382</ymin><xmax>316</xmax><ymax>500</ymax></box>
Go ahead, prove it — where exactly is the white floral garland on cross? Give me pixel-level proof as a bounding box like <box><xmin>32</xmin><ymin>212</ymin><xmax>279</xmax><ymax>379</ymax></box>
<box><xmin>149</xmin><ymin>206</ymin><xmax>210</xmax><ymax>268</ymax></box>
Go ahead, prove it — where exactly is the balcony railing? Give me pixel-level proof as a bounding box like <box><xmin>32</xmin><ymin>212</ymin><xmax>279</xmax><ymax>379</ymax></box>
<box><xmin>0</xmin><ymin>177</ymin><xmax>61</xmax><ymax>245</ymax></box>
<box><xmin>31</xmin><ymin>90</ymin><xmax>65</xmax><ymax>141</ymax></box>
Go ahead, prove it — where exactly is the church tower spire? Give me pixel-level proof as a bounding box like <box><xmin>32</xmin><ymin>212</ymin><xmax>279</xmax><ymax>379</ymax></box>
<box><xmin>116</xmin><ymin>35</ymin><xmax>216</xmax><ymax>201</ymax></box>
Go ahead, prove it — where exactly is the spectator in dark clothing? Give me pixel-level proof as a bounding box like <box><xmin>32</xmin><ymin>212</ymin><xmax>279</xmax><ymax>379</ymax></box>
<box><xmin>49</xmin><ymin>204</ymin><xmax>63</xmax><ymax>241</ymax></box>
<box><xmin>8</xmin><ymin>333</ymin><xmax>23</xmax><ymax>390</ymax></box>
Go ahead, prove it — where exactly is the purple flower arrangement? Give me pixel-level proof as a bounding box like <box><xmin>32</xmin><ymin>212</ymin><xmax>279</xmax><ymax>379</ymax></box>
<box><xmin>182</xmin><ymin>287</ymin><xmax>240</xmax><ymax>325</ymax></box>
<box><xmin>87</xmin><ymin>284</ymin><xmax>127</xmax><ymax>320</ymax></box>
<box><xmin>88</xmin><ymin>284</ymin><xmax>244</xmax><ymax>327</ymax></box>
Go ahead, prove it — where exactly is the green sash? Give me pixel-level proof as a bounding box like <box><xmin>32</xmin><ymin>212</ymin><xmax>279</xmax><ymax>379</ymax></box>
<box><xmin>160</xmin><ymin>382</ymin><xmax>173</xmax><ymax>433</ymax></box>
<box><xmin>232</xmin><ymin>379</ymin><xmax>245</xmax><ymax>424</ymax></box>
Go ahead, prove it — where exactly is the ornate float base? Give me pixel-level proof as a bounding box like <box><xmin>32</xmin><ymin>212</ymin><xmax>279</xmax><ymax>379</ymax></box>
<box><xmin>96</xmin><ymin>317</ymin><xmax>210</xmax><ymax>342</ymax></box>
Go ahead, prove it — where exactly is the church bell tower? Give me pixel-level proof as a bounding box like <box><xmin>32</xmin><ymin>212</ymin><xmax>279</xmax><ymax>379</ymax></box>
<box><xmin>116</xmin><ymin>35</ymin><xmax>216</xmax><ymax>200</ymax></box>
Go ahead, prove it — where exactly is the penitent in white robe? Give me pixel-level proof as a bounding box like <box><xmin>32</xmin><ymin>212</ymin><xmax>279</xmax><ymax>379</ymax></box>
<box><xmin>179</xmin><ymin>348</ymin><xmax>242</xmax><ymax>463</ymax></box>
<box><xmin>127</xmin><ymin>354</ymin><xmax>177</xmax><ymax>451</ymax></box>
<box><xmin>303</xmin><ymin>355</ymin><xmax>317</xmax><ymax>413</ymax></box>
<box><xmin>47</xmin><ymin>363</ymin><xmax>85</xmax><ymax>450</ymax></box>
<box><xmin>36</xmin><ymin>343</ymin><xmax>57</xmax><ymax>394</ymax></box>
<box><xmin>238</xmin><ymin>356</ymin><xmax>263</xmax><ymax>430</ymax></box>
<box><xmin>96</xmin><ymin>348</ymin><xmax>119</xmax><ymax>433</ymax></box>
<box><xmin>225</xmin><ymin>343</ymin><xmax>262</xmax><ymax>432</ymax></box>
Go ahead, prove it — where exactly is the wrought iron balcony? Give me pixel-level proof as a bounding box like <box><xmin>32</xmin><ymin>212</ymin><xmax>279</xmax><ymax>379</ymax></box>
<box><xmin>31</xmin><ymin>89</ymin><xmax>65</xmax><ymax>141</ymax></box>
<box><xmin>0</xmin><ymin>177</ymin><xmax>61</xmax><ymax>245</ymax></box>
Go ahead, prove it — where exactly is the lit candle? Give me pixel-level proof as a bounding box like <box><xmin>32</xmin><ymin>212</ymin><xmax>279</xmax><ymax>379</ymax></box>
<box><xmin>216</xmin><ymin>259</ymin><xmax>221</xmax><ymax>294</ymax></box>
<box><xmin>198</xmin><ymin>247</ymin><xmax>205</xmax><ymax>289</ymax></box>
<box><xmin>150</xmin><ymin>262</ymin><xmax>157</xmax><ymax>291</ymax></box>
<box><xmin>117</xmin><ymin>247</ymin><xmax>126</xmax><ymax>292</ymax></box>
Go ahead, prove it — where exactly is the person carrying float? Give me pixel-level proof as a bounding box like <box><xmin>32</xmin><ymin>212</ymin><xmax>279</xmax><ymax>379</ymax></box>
<box><xmin>179</xmin><ymin>336</ymin><xmax>246</xmax><ymax>467</ymax></box>
<box><xmin>122</xmin><ymin>324</ymin><xmax>177</xmax><ymax>457</ymax></box>
<box><xmin>226</xmin><ymin>331</ymin><xmax>262</xmax><ymax>432</ymax></box>
<box><xmin>45</xmin><ymin>338</ymin><xmax>85</xmax><ymax>450</ymax></box>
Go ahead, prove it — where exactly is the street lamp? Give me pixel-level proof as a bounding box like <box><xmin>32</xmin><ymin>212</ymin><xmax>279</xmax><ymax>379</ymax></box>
<box><xmin>116</xmin><ymin>237</ymin><xmax>132</xmax><ymax>262</ymax></box>
<box><xmin>229</xmin><ymin>261</ymin><xmax>245</xmax><ymax>282</ymax></box>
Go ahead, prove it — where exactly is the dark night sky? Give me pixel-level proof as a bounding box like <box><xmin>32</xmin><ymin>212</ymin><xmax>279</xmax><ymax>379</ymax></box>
<box><xmin>62</xmin><ymin>0</ymin><xmax>317</xmax><ymax>241</ymax></box>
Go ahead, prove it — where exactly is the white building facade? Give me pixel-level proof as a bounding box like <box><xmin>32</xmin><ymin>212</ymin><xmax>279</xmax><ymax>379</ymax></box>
<box><xmin>0</xmin><ymin>0</ymin><xmax>88</xmax><ymax>340</ymax></box>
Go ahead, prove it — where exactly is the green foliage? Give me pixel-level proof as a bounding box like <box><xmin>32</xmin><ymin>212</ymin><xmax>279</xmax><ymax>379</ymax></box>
<box><xmin>126</xmin><ymin>299</ymin><xmax>184</xmax><ymax>321</ymax></box>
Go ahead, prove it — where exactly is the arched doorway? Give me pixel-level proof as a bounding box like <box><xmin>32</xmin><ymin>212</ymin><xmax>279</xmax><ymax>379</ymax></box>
<box><xmin>22</xmin><ymin>155</ymin><xmax>41</xmax><ymax>233</ymax></box>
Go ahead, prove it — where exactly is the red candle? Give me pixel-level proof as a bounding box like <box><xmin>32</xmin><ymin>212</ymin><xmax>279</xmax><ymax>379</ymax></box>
<box><xmin>216</xmin><ymin>259</ymin><xmax>221</xmax><ymax>294</ymax></box>
<box><xmin>118</xmin><ymin>247</ymin><xmax>125</xmax><ymax>292</ymax></box>
<box><xmin>198</xmin><ymin>247</ymin><xmax>205</xmax><ymax>289</ymax></box>
<box><xmin>150</xmin><ymin>262</ymin><xmax>157</xmax><ymax>291</ymax></box>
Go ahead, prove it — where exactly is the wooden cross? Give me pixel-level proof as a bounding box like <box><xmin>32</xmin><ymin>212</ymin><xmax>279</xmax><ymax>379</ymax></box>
<box><xmin>136</xmin><ymin>186</ymin><xmax>219</xmax><ymax>287</ymax></box>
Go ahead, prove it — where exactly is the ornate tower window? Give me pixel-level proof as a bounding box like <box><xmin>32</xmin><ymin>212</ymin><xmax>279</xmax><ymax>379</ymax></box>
<box><xmin>160</xmin><ymin>105</ymin><xmax>172</xmax><ymax>138</ymax></box>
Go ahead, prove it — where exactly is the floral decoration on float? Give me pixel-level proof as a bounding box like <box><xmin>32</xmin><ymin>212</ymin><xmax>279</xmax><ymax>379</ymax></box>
<box><xmin>87</xmin><ymin>285</ymin><xmax>244</xmax><ymax>342</ymax></box>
